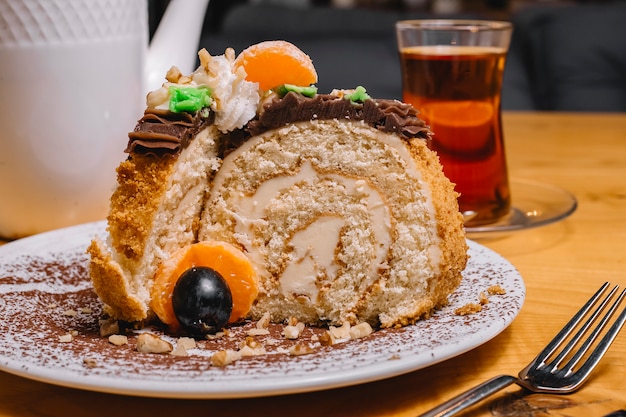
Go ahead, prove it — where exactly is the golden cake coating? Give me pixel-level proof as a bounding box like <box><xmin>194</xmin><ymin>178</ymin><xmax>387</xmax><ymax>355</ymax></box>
<box><xmin>86</xmin><ymin>43</ymin><xmax>468</xmax><ymax>332</ymax></box>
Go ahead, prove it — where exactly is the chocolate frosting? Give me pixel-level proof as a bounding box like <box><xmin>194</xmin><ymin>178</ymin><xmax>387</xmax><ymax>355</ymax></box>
<box><xmin>126</xmin><ymin>93</ymin><xmax>430</xmax><ymax>158</ymax></box>
<box><xmin>126</xmin><ymin>108</ymin><xmax>213</xmax><ymax>156</ymax></box>
<box><xmin>245</xmin><ymin>92</ymin><xmax>431</xmax><ymax>140</ymax></box>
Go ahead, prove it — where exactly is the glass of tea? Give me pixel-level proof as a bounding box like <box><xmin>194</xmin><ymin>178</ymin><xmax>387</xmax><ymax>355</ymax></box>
<box><xmin>396</xmin><ymin>20</ymin><xmax>513</xmax><ymax>227</ymax></box>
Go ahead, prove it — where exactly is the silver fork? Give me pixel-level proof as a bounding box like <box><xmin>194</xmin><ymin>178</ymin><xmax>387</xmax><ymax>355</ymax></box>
<box><xmin>419</xmin><ymin>282</ymin><xmax>626</xmax><ymax>417</ymax></box>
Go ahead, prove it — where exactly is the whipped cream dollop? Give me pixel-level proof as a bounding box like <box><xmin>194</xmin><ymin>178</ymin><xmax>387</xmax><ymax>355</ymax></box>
<box><xmin>146</xmin><ymin>48</ymin><xmax>260</xmax><ymax>134</ymax></box>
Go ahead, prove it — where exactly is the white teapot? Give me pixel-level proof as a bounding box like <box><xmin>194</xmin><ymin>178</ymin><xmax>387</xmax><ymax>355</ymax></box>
<box><xmin>0</xmin><ymin>0</ymin><xmax>209</xmax><ymax>239</ymax></box>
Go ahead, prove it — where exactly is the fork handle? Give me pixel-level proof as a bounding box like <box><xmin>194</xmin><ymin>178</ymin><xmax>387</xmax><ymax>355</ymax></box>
<box><xmin>418</xmin><ymin>375</ymin><xmax>518</xmax><ymax>417</ymax></box>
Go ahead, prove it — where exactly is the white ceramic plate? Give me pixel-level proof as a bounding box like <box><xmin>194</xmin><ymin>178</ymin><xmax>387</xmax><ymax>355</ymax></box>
<box><xmin>0</xmin><ymin>221</ymin><xmax>524</xmax><ymax>399</ymax></box>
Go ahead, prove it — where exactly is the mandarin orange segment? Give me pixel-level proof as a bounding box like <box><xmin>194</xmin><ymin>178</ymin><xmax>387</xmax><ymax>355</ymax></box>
<box><xmin>150</xmin><ymin>241</ymin><xmax>258</xmax><ymax>331</ymax></box>
<box><xmin>419</xmin><ymin>100</ymin><xmax>493</xmax><ymax>128</ymax></box>
<box><xmin>233</xmin><ymin>40</ymin><xmax>318</xmax><ymax>91</ymax></box>
<box><xmin>419</xmin><ymin>100</ymin><xmax>494</xmax><ymax>153</ymax></box>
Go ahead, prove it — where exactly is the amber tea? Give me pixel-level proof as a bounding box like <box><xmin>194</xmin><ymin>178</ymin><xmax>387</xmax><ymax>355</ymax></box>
<box><xmin>400</xmin><ymin>45</ymin><xmax>511</xmax><ymax>226</ymax></box>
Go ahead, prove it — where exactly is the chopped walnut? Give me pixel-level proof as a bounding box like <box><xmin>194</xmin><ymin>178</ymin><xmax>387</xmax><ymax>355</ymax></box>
<box><xmin>99</xmin><ymin>318</ymin><xmax>120</xmax><ymax>337</ymax></box>
<box><xmin>165</xmin><ymin>66</ymin><xmax>182</xmax><ymax>83</ymax></box>
<box><xmin>318</xmin><ymin>331</ymin><xmax>335</xmax><ymax>346</ymax></box>
<box><xmin>211</xmin><ymin>349</ymin><xmax>240</xmax><ymax>367</ymax></box>
<box><xmin>329</xmin><ymin>322</ymin><xmax>351</xmax><ymax>340</ymax></box>
<box><xmin>247</xmin><ymin>328</ymin><xmax>270</xmax><ymax>336</ymax></box>
<box><xmin>240</xmin><ymin>336</ymin><xmax>262</xmax><ymax>350</ymax></box>
<box><xmin>147</xmin><ymin>86</ymin><xmax>169</xmax><ymax>108</ymax></box>
<box><xmin>198</xmin><ymin>48</ymin><xmax>212</xmax><ymax>70</ymax></box>
<box><xmin>136</xmin><ymin>333</ymin><xmax>173</xmax><ymax>354</ymax></box>
<box><xmin>349</xmin><ymin>322</ymin><xmax>373</xmax><ymax>339</ymax></box>
<box><xmin>224</xmin><ymin>47</ymin><xmax>235</xmax><ymax>62</ymax></box>
<box><xmin>177</xmin><ymin>337</ymin><xmax>196</xmax><ymax>350</ymax></box>
<box><xmin>58</xmin><ymin>333</ymin><xmax>73</xmax><ymax>343</ymax></box>
<box><xmin>108</xmin><ymin>334</ymin><xmax>128</xmax><ymax>346</ymax></box>
<box><xmin>171</xmin><ymin>343</ymin><xmax>189</xmax><ymax>357</ymax></box>
<box><xmin>289</xmin><ymin>344</ymin><xmax>314</xmax><ymax>356</ymax></box>
<box><xmin>234</xmin><ymin>337</ymin><xmax>267</xmax><ymax>357</ymax></box>
<box><xmin>205</xmin><ymin>331</ymin><xmax>225</xmax><ymax>340</ymax></box>
<box><xmin>257</xmin><ymin>312</ymin><xmax>271</xmax><ymax>329</ymax></box>
<box><xmin>283</xmin><ymin>325</ymin><xmax>301</xmax><ymax>340</ymax></box>
<box><xmin>83</xmin><ymin>358</ymin><xmax>98</xmax><ymax>368</ymax></box>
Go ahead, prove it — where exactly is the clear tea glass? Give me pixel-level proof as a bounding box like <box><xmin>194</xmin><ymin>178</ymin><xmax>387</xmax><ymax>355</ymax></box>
<box><xmin>396</xmin><ymin>20</ymin><xmax>513</xmax><ymax>227</ymax></box>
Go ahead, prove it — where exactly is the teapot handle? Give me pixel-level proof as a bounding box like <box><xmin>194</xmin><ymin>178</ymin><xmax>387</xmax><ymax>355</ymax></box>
<box><xmin>145</xmin><ymin>0</ymin><xmax>210</xmax><ymax>93</ymax></box>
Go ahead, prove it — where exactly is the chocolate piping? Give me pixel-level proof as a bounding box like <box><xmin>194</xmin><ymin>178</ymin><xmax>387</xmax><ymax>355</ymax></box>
<box><xmin>125</xmin><ymin>108</ymin><xmax>214</xmax><ymax>156</ymax></box>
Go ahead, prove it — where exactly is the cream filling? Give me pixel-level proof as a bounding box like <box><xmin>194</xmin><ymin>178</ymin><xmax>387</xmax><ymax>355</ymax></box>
<box><xmin>280</xmin><ymin>215</ymin><xmax>344</xmax><ymax>300</ymax></box>
<box><xmin>207</xmin><ymin>121</ymin><xmax>441</xmax><ymax>301</ymax></box>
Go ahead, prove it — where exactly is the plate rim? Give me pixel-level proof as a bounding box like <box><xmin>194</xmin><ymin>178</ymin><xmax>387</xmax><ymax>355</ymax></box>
<box><xmin>0</xmin><ymin>221</ymin><xmax>525</xmax><ymax>399</ymax></box>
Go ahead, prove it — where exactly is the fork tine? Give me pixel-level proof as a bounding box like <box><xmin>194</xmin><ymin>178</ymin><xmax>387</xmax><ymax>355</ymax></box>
<box><xmin>558</xmin><ymin>287</ymin><xmax>626</xmax><ymax>375</ymax></box>
<box><xmin>566</xmin><ymin>293</ymin><xmax>626</xmax><ymax>388</ymax></box>
<box><xmin>547</xmin><ymin>285</ymin><xmax>623</xmax><ymax>373</ymax></box>
<box><xmin>530</xmin><ymin>282</ymin><xmax>611</xmax><ymax>370</ymax></box>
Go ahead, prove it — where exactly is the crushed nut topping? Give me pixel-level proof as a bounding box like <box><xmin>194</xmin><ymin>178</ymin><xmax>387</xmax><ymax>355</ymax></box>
<box><xmin>349</xmin><ymin>322</ymin><xmax>373</xmax><ymax>339</ymax></box>
<box><xmin>289</xmin><ymin>343</ymin><xmax>314</xmax><ymax>356</ymax></box>
<box><xmin>136</xmin><ymin>333</ymin><xmax>173</xmax><ymax>354</ymax></box>
<box><xmin>108</xmin><ymin>334</ymin><xmax>128</xmax><ymax>346</ymax></box>
<box><xmin>211</xmin><ymin>349</ymin><xmax>240</xmax><ymax>367</ymax></box>
<box><xmin>83</xmin><ymin>358</ymin><xmax>98</xmax><ymax>368</ymax></box>
<box><xmin>99</xmin><ymin>318</ymin><xmax>120</xmax><ymax>337</ymax></box>
<box><xmin>58</xmin><ymin>333</ymin><xmax>73</xmax><ymax>343</ymax></box>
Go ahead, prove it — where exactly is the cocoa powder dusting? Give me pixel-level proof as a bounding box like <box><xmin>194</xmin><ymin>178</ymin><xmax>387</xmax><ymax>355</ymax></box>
<box><xmin>0</xmin><ymin>222</ymin><xmax>524</xmax><ymax>397</ymax></box>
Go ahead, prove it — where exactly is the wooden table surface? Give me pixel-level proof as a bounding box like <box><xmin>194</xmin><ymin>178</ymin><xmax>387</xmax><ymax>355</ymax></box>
<box><xmin>1</xmin><ymin>112</ymin><xmax>625</xmax><ymax>416</ymax></box>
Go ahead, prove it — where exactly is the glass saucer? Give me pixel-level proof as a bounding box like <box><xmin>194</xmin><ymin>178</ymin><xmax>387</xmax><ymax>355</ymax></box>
<box><xmin>464</xmin><ymin>178</ymin><xmax>577</xmax><ymax>238</ymax></box>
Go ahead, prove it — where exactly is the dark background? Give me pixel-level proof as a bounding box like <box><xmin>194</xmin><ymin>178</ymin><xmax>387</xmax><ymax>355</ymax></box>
<box><xmin>149</xmin><ymin>0</ymin><xmax>626</xmax><ymax>112</ymax></box>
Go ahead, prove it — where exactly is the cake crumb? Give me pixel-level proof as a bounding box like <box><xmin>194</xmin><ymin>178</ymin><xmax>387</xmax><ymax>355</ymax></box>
<box><xmin>108</xmin><ymin>334</ymin><xmax>128</xmax><ymax>346</ymax></box>
<box><xmin>479</xmin><ymin>292</ymin><xmax>489</xmax><ymax>305</ymax></box>
<box><xmin>487</xmin><ymin>285</ymin><xmax>506</xmax><ymax>296</ymax></box>
<box><xmin>136</xmin><ymin>333</ymin><xmax>173</xmax><ymax>354</ymax></box>
<box><xmin>455</xmin><ymin>303</ymin><xmax>483</xmax><ymax>316</ymax></box>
